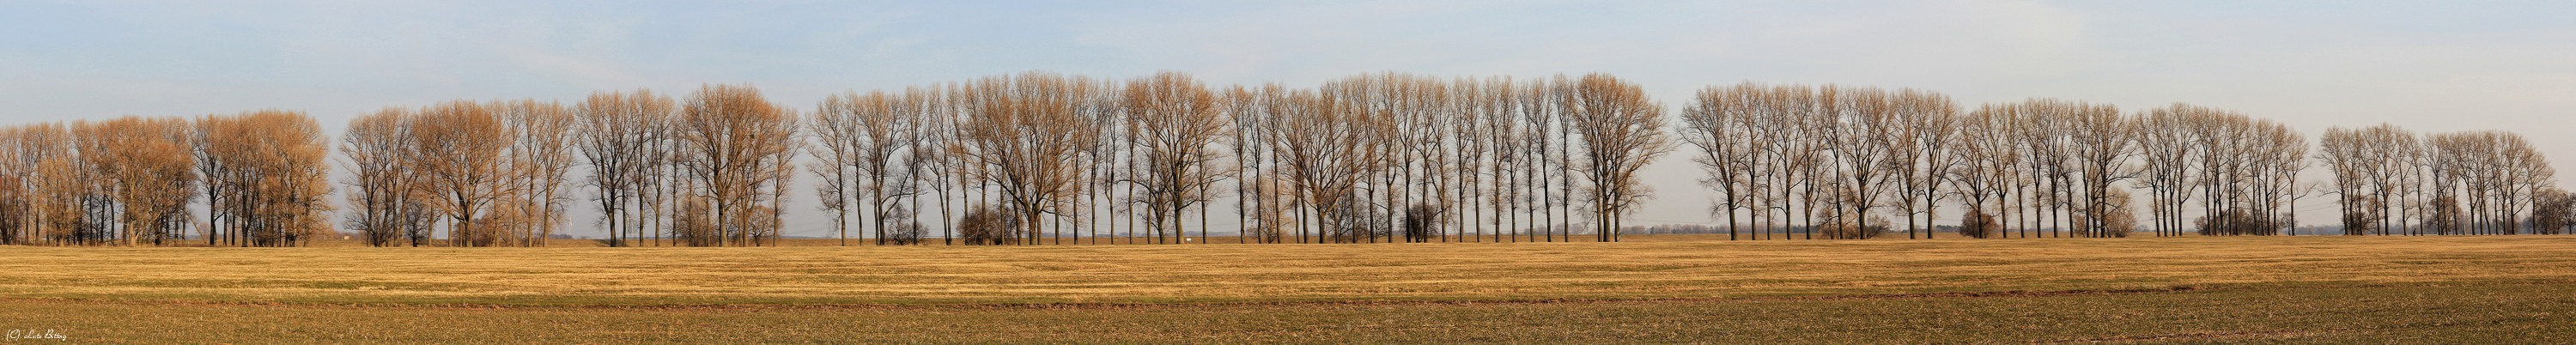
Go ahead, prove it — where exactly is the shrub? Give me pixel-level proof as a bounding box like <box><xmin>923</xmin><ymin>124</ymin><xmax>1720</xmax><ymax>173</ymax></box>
<box><xmin>1957</xmin><ymin>208</ymin><xmax>1998</xmax><ymax>239</ymax></box>
<box><xmin>957</xmin><ymin>204</ymin><xmax>1019</xmax><ymax>245</ymax></box>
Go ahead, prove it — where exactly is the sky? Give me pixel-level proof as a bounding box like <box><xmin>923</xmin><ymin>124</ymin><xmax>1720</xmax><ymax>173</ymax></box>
<box><xmin>3</xmin><ymin>1</ymin><xmax>2573</xmax><ymax>237</ymax></box>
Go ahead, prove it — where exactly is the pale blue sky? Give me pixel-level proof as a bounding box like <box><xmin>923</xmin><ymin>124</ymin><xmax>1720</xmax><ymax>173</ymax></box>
<box><xmin>3</xmin><ymin>1</ymin><xmax>2572</xmax><ymax>235</ymax></box>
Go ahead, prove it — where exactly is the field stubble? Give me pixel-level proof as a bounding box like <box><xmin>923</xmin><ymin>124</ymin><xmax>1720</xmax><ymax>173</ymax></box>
<box><xmin>3</xmin><ymin>235</ymin><xmax>2574</xmax><ymax>343</ymax></box>
<box><xmin>1</xmin><ymin>235</ymin><xmax>2567</xmax><ymax>306</ymax></box>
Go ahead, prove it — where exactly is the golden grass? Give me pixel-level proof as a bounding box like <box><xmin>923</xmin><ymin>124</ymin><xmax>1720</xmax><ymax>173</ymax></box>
<box><xmin>3</xmin><ymin>235</ymin><xmax>2573</xmax><ymax>306</ymax></box>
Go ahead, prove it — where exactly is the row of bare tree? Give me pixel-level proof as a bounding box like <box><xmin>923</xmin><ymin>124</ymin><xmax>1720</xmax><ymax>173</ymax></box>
<box><xmin>345</xmin><ymin>86</ymin><xmax>799</xmax><ymax>247</ymax></box>
<box><xmin>2318</xmin><ymin>126</ymin><xmax>2565</xmax><ymax>235</ymax></box>
<box><xmin>1680</xmin><ymin>82</ymin><xmax>2566</xmax><ymax>239</ymax></box>
<box><xmin>0</xmin><ymin>112</ymin><xmax>331</xmax><ymax>246</ymax></box>
<box><xmin>343</xmin><ymin>100</ymin><xmax>582</xmax><ymax>246</ymax></box>
<box><xmin>330</xmin><ymin>71</ymin><xmax>1663</xmax><ymax>247</ymax></box>
<box><xmin>800</xmin><ymin>71</ymin><xmax>1671</xmax><ymax>245</ymax></box>
<box><xmin>2</xmin><ymin>72</ymin><xmax>2565</xmax><ymax>246</ymax></box>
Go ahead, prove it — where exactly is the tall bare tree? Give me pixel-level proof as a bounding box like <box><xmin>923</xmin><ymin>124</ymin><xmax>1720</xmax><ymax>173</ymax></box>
<box><xmin>24</xmin><ymin>123</ymin><xmax>90</xmax><ymax>245</ymax></box>
<box><xmin>1886</xmin><ymin>89</ymin><xmax>1960</xmax><ymax>239</ymax></box>
<box><xmin>671</xmin><ymin>84</ymin><xmax>800</xmax><ymax>246</ymax></box>
<box><xmin>501</xmin><ymin>100</ymin><xmax>577</xmax><ymax>246</ymax></box>
<box><xmin>2133</xmin><ymin>106</ymin><xmax>2202</xmax><ymax>237</ymax></box>
<box><xmin>1225</xmin><ymin>85</ymin><xmax>1277</xmax><ymax>243</ymax></box>
<box><xmin>408</xmin><ymin>101</ymin><xmax>516</xmax><ymax>246</ymax></box>
<box><xmin>1268</xmin><ymin>88</ymin><xmax>1392</xmax><ymax>244</ymax></box>
<box><xmin>951</xmin><ymin>72</ymin><xmax>1103</xmax><ymax>245</ymax></box>
<box><xmin>2186</xmin><ymin>113</ymin><xmax>2305</xmax><ymax>236</ymax></box>
<box><xmin>343</xmin><ymin>108</ymin><xmax>434</xmax><ymax>246</ymax></box>
<box><xmin>1478</xmin><ymin>77</ymin><xmax>1524</xmax><ymax>242</ymax></box>
<box><xmin>2060</xmin><ymin>101</ymin><xmax>2133</xmax><ymax>238</ymax></box>
<box><xmin>0</xmin><ymin>125</ymin><xmax>54</xmax><ymax>245</ymax></box>
<box><xmin>811</xmin><ymin>89</ymin><xmax>927</xmax><ymax>245</ymax></box>
<box><xmin>574</xmin><ymin>89</ymin><xmax>673</xmax><ymax>247</ymax></box>
<box><xmin>1563</xmin><ymin>74</ymin><xmax>1672</xmax><ymax>242</ymax></box>
<box><xmin>1121</xmin><ymin>71</ymin><xmax>1230</xmax><ymax>244</ymax></box>
<box><xmin>1680</xmin><ymin>83</ymin><xmax>1760</xmax><ymax>240</ymax></box>
<box><xmin>1948</xmin><ymin>106</ymin><xmax>2024</xmax><ymax>239</ymax></box>
<box><xmin>1819</xmin><ymin>86</ymin><xmax>1899</xmax><ymax>239</ymax></box>
<box><xmin>198</xmin><ymin>111</ymin><xmax>332</xmax><ymax>246</ymax></box>
<box><xmin>80</xmin><ymin>117</ymin><xmax>198</xmax><ymax>245</ymax></box>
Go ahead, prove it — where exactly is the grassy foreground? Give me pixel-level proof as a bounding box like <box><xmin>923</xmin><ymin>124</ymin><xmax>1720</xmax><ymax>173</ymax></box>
<box><xmin>3</xmin><ymin>235</ymin><xmax>2574</xmax><ymax>343</ymax></box>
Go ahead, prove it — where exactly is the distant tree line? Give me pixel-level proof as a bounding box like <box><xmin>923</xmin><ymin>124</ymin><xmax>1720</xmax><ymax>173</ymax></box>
<box><xmin>0</xmin><ymin>71</ymin><xmax>2563</xmax><ymax>246</ymax></box>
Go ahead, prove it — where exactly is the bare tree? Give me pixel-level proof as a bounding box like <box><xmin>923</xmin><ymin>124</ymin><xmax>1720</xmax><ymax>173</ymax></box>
<box><xmin>2008</xmin><ymin>100</ymin><xmax>2076</xmax><ymax>238</ymax></box>
<box><xmin>1819</xmin><ymin>86</ymin><xmax>1899</xmax><ymax>239</ymax></box>
<box><xmin>811</xmin><ymin>89</ymin><xmax>927</xmax><ymax>245</ymax></box>
<box><xmin>1224</xmin><ymin>85</ymin><xmax>1273</xmax><ymax>243</ymax></box>
<box><xmin>1680</xmin><ymin>83</ymin><xmax>1760</xmax><ymax>239</ymax></box>
<box><xmin>2532</xmin><ymin>187</ymin><xmax>2574</xmax><ymax>235</ymax></box>
<box><xmin>1886</xmin><ymin>89</ymin><xmax>1960</xmax><ymax>239</ymax></box>
<box><xmin>343</xmin><ymin>108</ymin><xmax>431</xmax><ymax>246</ymax></box>
<box><xmin>2493</xmin><ymin>133</ymin><xmax>2553</xmax><ymax>234</ymax></box>
<box><xmin>1949</xmin><ymin>105</ymin><xmax>2024</xmax><ymax>239</ymax></box>
<box><xmin>574</xmin><ymin>89</ymin><xmax>674</xmax><ymax>247</ymax></box>
<box><xmin>2249</xmin><ymin>122</ymin><xmax>2309</xmax><ymax>237</ymax></box>
<box><xmin>26</xmin><ymin>123</ymin><xmax>92</xmax><ymax>245</ymax></box>
<box><xmin>951</xmin><ymin>72</ymin><xmax>1103</xmax><ymax>245</ymax></box>
<box><xmin>197</xmin><ymin>111</ymin><xmax>332</xmax><ymax>246</ymax></box>
<box><xmin>1741</xmin><ymin>84</ymin><xmax>1823</xmax><ymax>239</ymax></box>
<box><xmin>919</xmin><ymin>85</ymin><xmax>965</xmax><ymax>245</ymax></box>
<box><xmin>1507</xmin><ymin>78</ymin><xmax>1555</xmax><ymax>242</ymax></box>
<box><xmin>2187</xmin><ymin>113</ymin><xmax>2304</xmax><ymax>236</ymax></box>
<box><xmin>408</xmin><ymin>101</ymin><xmax>517</xmax><ymax>246</ymax></box>
<box><xmin>901</xmin><ymin>89</ymin><xmax>951</xmax><ymax>245</ymax></box>
<box><xmin>1268</xmin><ymin>88</ymin><xmax>1392</xmax><ymax>244</ymax></box>
<box><xmin>0</xmin><ymin>125</ymin><xmax>51</xmax><ymax>245</ymax></box>
<box><xmin>501</xmin><ymin>100</ymin><xmax>577</xmax><ymax>246</ymax></box>
<box><xmin>2061</xmin><ymin>100</ymin><xmax>2133</xmax><ymax>238</ymax></box>
<box><xmin>2363</xmin><ymin>125</ymin><xmax>2421</xmax><ymax>236</ymax></box>
<box><xmin>1121</xmin><ymin>71</ymin><xmax>1230</xmax><ymax>244</ymax></box>
<box><xmin>2133</xmin><ymin>106</ymin><xmax>2201</xmax><ymax>237</ymax></box>
<box><xmin>80</xmin><ymin>117</ymin><xmax>198</xmax><ymax>245</ymax></box>
<box><xmin>2429</xmin><ymin>131</ymin><xmax>2554</xmax><ymax>235</ymax></box>
<box><xmin>1563</xmin><ymin>74</ymin><xmax>1672</xmax><ymax>242</ymax></box>
<box><xmin>671</xmin><ymin>84</ymin><xmax>800</xmax><ymax>246</ymax></box>
<box><xmin>1478</xmin><ymin>77</ymin><xmax>1523</xmax><ymax>242</ymax></box>
<box><xmin>2318</xmin><ymin>125</ymin><xmax>2378</xmax><ymax>235</ymax></box>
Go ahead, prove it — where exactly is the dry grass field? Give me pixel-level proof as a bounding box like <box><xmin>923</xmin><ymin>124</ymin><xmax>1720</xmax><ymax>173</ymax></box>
<box><xmin>3</xmin><ymin>235</ymin><xmax>2574</xmax><ymax>343</ymax></box>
